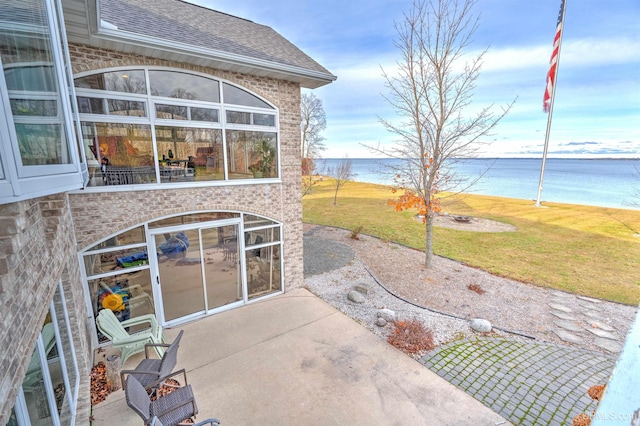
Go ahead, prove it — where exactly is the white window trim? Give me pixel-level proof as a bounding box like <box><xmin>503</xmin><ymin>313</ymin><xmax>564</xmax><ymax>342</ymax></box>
<box><xmin>0</xmin><ymin>0</ymin><xmax>84</xmax><ymax>203</ymax></box>
<box><xmin>72</xmin><ymin>66</ymin><xmax>282</xmax><ymax>192</ymax></box>
<box><xmin>53</xmin><ymin>280</ymin><xmax>80</xmax><ymax>423</ymax></box>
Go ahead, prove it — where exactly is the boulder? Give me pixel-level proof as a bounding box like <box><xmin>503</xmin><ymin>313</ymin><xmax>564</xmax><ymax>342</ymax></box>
<box><xmin>348</xmin><ymin>290</ymin><xmax>365</xmax><ymax>304</ymax></box>
<box><xmin>377</xmin><ymin>308</ymin><xmax>396</xmax><ymax>322</ymax></box>
<box><xmin>354</xmin><ymin>283</ymin><xmax>373</xmax><ymax>295</ymax></box>
<box><xmin>470</xmin><ymin>318</ymin><xmax>492</xmax><ymax>333</ymax></box>
<box><xmin>375</xmin><ymin>318</ymin><xmax>387</xmax><ymax>327</ymax></box>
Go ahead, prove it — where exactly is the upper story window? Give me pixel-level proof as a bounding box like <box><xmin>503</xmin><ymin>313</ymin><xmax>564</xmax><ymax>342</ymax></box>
<box><xmin>75</xmin><ymin>69</ymin><xmax>147</xmax><ymax>94</ymax></box>
<box><xmin>149</xmin><ymin>70</ymin><xmax>219</xmax><ymax>102</ymax></box>
<box><xmin>0</xmin><ymin>0</ymin><xmax>84</xmax><ymax>204</ymax></box>
<box><xmin>74</xmin><ymin>67</ymin><xmax>280</xmax><ymax>188</ymax></box>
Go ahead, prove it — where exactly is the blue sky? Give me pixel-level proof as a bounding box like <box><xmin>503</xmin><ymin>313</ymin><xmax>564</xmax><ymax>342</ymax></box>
<box><xmin>190</xmin><ymin>0</ymin><xmax>640</xmax><ymax>158</ymax></box>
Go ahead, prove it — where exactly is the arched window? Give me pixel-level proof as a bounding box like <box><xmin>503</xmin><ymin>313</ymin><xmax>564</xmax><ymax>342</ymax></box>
<box><xmin>74</xmin><ymin>68</ymin><xmax>279</xmax><ymax>187</ymax></box>
<box><xmin>80</xmin><ymin>211</ymin><xmax>284</xmax><ymax>343</ymax></box>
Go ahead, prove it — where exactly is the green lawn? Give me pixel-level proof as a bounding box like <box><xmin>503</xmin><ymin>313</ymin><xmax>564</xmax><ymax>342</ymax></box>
<box><xmin>303</xmin><ymin>180</ymin><xmax>640</xmax><ymax>305</ymax></box>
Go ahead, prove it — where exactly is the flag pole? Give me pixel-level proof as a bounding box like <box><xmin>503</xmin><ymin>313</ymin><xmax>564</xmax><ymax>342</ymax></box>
<box><xmin>536</xmin><ymin>0</ymin><xmax>567</xmax><ymax>207</ymax></box>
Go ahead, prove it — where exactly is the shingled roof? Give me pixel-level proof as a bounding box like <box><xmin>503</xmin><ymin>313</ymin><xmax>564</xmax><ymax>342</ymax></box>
<box><xmin>95</xmin><ymin>0</ymin><xmax>335</xmax><ymax>87</ymax></box>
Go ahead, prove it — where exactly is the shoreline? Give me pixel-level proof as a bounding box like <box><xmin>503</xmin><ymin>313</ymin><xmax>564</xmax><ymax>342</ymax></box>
<box><xmin>317</xmin><ymin>176</ymin><xmax>640</xmax><ymax>212</ymax></box>
<box><xmin>314</xmin><ymin>157</ymin><xmax>640</xmax><ymax>210</ymax></box>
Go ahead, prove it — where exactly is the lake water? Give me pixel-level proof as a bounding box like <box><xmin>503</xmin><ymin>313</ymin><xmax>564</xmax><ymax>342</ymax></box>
<box><xmin>316</xmin><ymin>158</ymin><xmax>640</xmax><ymax>210</ymax></box>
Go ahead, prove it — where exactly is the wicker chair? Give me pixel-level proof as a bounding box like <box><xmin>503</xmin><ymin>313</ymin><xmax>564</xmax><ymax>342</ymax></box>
<box><xmin>151</xmin><ymin>415</ymin><xmax>220</xmax><ymax>425</ymax></box>
<box><xmin>125</xmin><ymin>373</ymin><xmax>199</xmax><ymax>426</ymax></box>
<box><xmin>120</xmin><ymin>330</ymin><xmax>184</xmax><ymax>392</ymax></box>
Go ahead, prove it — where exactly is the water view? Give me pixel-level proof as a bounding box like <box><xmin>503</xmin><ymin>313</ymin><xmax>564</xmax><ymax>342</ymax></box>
<box><xmin>316</xmin><ymin>158</ymin><xmax>640</xmax><ymax>210</ymax></box>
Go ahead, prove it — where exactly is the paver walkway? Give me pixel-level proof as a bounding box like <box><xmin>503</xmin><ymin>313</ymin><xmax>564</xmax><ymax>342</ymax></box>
<box><xmin>302</xmin><ymin>229</ymin><xmax>621</xmax><ymax>425</ymax></box>
<box><xmin>420</xmin><ymin>338</ymin><xmax>616</xmax><ymax>425</ymax></box>
<box><xmin>303</xmin><ymin>233</ymin><xmax>354</xmax><ymax>276</ymax></box>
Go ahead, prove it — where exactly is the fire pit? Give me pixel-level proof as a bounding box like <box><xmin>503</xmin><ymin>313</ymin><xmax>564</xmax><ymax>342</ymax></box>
<box><xmin>453</xmin><ymin>215</ymin><xmax>472</xmax><ymax>223</ymax></box>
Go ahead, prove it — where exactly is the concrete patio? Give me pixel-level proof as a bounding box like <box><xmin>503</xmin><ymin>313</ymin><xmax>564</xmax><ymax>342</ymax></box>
<box><xmin>90</xmin><ymin>288</ymin><xmax>507</xmax><ymax>425</ymax></box>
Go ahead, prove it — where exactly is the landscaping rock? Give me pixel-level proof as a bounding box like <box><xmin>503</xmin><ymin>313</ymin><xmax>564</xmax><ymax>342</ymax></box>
<box><xmin>470</xmin><ymin>318</ymin><xmax>492</xmax><ymax>333</ymax></box>
<box><xmin>375</xmin><ymin>318</ymin><xmax>387</xmax><ymax>327</ymax></box>
<box><xmin>377</xmin><ymin>308</ymin><xmax>396</xmax><ymax>322</ymax></box>
<box><xmin>354</xmin><ymin>283</ymin><xmax>373</xmax><ymax>295</ymax></box>
<box><xmin>348</xmin><ymin>290</ymin><xmax>365</xmax><ymax>304</ymax></box>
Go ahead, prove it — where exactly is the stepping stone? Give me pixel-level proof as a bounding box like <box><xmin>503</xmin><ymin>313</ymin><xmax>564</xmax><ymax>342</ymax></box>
<box><xmin>578</xmin><ymin>299</ymin><xmax>601</xmax><ymax>307</ymax></box>
<box><xmin>586</xmin><ymin>328</ymin><xmax>618</xmax><ymax>340</ymax></box>
<box><xmin>550</xmin><ymin>311</ymin><xmax>577</xmax><ymax>321</ymax></box>
<box><xmin>594</xmin><ymin>338</ymin><xmax>622</xmax><ymax>353</ymax></box>
<box><xmin>579</xmin><ymin>304</ymin><xmax>602</xmax><ymax>313</ymax></box>
<box><xmin>583</xmin><ymin>310</ymin><xmax>601</xmax><ymax>319</ymax></box>
<box><xmin>551</xmin><ymin>291</ymin><xmax>572</xmax><ymax>298</ymax></box>
<box><xmin>549</xmin><ymin>303</ymin><xmax>573</xmax><ymax>313</ymax></box>
<box><xmin>578</xmin><ymin>296</ymin><xmax>601</xmax><ymax>304</ymax></box>
<box><xmin>587</xmin><ymin>321</ymin><xmax>615</xmax><ymax>332</ymax></box>
<box><xmin>555</xmin><ymin>320</ymin><xmax>583</xmax><ymax>333</ymax></box>
<box><xmin>550</xmin><ymin>298</ymin><xmax>573</xmax><ymax>305</ymax></box>
<box><xmin>553</xmin><ymin>329</ymin><xmax>583</xmax><ymax>344</ymax></box>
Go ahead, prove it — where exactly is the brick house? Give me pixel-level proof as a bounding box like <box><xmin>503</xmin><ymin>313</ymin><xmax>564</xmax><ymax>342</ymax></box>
<box><xmin>0</xmin><ymin>0</ymin><xmax>335</xmax><ymax>423</ymax></box>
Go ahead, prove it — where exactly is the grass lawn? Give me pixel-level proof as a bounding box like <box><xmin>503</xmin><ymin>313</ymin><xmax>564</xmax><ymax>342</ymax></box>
<box><xmin>303</xmin><ymin>179</ymin><xmax>640</xmax><ymax>305</ymax></box>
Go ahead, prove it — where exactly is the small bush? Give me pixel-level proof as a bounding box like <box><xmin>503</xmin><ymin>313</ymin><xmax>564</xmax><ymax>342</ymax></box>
<box><xmin>387</xmin><ymin>319</ymin><xmax>435</xmax><ymax>355</ymax></box>
<box><xmin>350</xmin><ymin>225</ymin><xmax>364</xmax><ymax>240</ymax></box>
<box><xmin>467</xmin><ymin>283</ymin><xmax>485</xmax><ymax>295</ymax></box>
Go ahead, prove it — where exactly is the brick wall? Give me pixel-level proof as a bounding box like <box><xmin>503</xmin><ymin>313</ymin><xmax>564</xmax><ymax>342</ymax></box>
<box><xmin>0</xmin><ymin>195</ymin><xmax>92</xmax><ymax>424</ymax></box>
<box><xmin>0</xmin><ymin>35</ymin><xmax>306</xmax><ymax>426</ymax></box>
<box><xmin>68</xmin><ymin>43</ymin><xmax>304</xmax><ymax>288</ymax></box>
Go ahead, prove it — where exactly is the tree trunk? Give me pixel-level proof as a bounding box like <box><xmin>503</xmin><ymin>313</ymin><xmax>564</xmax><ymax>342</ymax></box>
<box><xmin>424</xmin><ymin>211</ymin><xmax>434</xmax><ymax>268</ymax></box>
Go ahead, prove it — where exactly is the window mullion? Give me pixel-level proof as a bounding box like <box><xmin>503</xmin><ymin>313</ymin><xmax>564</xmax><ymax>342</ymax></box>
<box><xmin>54</xmin><ymin>280</ymin><xmax>80</xmax><ymax>417</ymax></box>
<box><xmin>35</xmin><ymin>332</ymin><xmax>62</xmax><ymax>426</ymax></box>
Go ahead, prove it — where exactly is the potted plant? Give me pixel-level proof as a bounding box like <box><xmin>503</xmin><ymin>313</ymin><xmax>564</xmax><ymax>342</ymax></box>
<box><xmin>250</xmin><ymin>138</ymin><xmax>275</xmax><ymax>178</ymax></box>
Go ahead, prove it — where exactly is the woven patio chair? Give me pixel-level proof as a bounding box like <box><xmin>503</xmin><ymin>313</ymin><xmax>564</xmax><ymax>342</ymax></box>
<box><xmin>120</xmin><ymin>330</ymin><xmax>184</xmax><ymax>392</ymax></box>
<box><xmin>125</xmin><ymin>374</ymin><xmax>200</xmax><ymax>426</ymax></box>
<box><xmin>150</xmin><ymin>415</ymin><xmax>220</xmax><ymax>425</ymax></box>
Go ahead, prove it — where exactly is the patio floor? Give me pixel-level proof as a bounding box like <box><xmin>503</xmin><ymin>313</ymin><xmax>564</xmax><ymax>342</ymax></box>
<box><xmin>90</xmin><ymin>288</ymin><xmax>507</xmax><ymax>425</ymax></box>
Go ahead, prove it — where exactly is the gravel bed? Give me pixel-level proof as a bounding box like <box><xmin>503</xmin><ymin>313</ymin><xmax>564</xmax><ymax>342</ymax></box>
<box><xmin>303</xmin><ymin>225</ymin><xmax>638</xmax><ymax>356</ymax></box>
<box><xmin>305</xmin><ymin>256</ymin><xmax>528</xmax><ymax>359</ymax></box>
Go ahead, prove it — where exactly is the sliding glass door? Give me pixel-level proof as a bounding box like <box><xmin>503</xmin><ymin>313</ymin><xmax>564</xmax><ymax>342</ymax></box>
<box><xmin>150</xmin><ymin>220</ymin><xmax>242</xmax><ymax>324</ymax></box>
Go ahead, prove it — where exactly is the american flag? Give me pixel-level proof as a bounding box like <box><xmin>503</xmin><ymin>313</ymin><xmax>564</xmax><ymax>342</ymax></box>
<box><xmin>543</xmin><ymin>0</ymin><xmax>566</xmax><ymax>113</ymax></box>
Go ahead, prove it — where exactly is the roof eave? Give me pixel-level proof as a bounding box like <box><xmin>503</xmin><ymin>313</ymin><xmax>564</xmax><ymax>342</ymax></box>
<box><xmin>83</xmin><ymin>27</ymin><xmax>336</xmax><ymax>89</ymax></box>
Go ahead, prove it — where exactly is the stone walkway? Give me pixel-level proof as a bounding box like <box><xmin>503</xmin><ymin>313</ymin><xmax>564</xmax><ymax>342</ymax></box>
<box><xmin>302</xmin><ymin>230</ymin><xmax>622</xmax><ymax>425</ymax></box>
<box><xmin>548</xmin><ymin>290</ymin><xmax>623</xmax><ymax>353</ymax></box>
<box><xmin>420</xmin><ymin>338</ymin><xmax>615</xmax><ymax>426</ymax></box>
<box><xmin>303</xmin><ymin>233</ymin><xmax>355</xmax><ymax>277</ymax></box>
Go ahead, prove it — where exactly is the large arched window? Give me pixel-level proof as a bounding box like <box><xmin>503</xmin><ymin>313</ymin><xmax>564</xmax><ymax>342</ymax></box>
<box><xmin>74</xmin><ymin>68</ymin><xmax>279</xmax><ymax>187</ymax></box>
<box><xmin>80</xmin><ymin>211</ymin><xmax>284</xmax><ymax>344</ymax></box>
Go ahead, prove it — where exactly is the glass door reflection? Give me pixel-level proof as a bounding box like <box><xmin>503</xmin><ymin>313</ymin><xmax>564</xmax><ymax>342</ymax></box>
<box><xmin>155</xmin><ymin>230</ymin><xmax>205</xmax><ymax>321</ymax></box>
<box><xmin>201</xmin><ymin>225</ymin><xmax>242</xmax><ymax>311</ymax></box>
<box><xmin>154</xmin><ymin>222</ymin><xmax>243</xmax><ymax>323</ymax></box>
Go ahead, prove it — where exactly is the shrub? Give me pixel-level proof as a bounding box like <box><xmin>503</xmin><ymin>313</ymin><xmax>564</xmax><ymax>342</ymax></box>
<box><xmin>387</xmin><ymin>319</ymin><xmax>435</xmax><ymax>355</ymax></box>
<box><xmin>350</xmin><ymin>225</ymin><xmax>364</xmax><ymax>240</ymax></box>
<box><xmin>467</xmin><ymin>283</ymin><xmax>486</xmax><ymax>295</ymax></box>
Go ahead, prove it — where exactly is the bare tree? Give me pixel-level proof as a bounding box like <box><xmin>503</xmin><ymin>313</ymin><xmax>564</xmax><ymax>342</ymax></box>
<box><xmin>370</xmin><ymin>0</ymin><xmax>514</xmax><ymax>268</ymax></box>
<box><xmin>301</xmin><ymin>157</ymin><xmax>316</xmax><ymax>197</ymax></box>
<box><xmin>326</xmin><ymin>159</ymin><xmax>355</xmax><ymax>205</ymax></box>
<box><xmin>301</xmin><ymin>92</ymin><xmax>327</xmax><ymax>159</ymax></box>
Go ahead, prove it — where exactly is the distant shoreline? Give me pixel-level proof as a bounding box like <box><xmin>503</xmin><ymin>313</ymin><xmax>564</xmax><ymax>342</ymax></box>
<box><xmin>317</xmin><ymin>157</ymin><xmax>640</xmax><ymax>210</ymax></box>
<box><xmin>318</xmin><ymin>157</ymin><xmax>640</xmax><ymax>161</ymax></box>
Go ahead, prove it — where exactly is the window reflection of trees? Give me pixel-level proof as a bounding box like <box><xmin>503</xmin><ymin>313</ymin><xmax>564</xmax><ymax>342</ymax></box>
<box><xmin>76</xmin><ymin>68</ymin><xmax>278</xmax><ymax>185</ymax></box>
